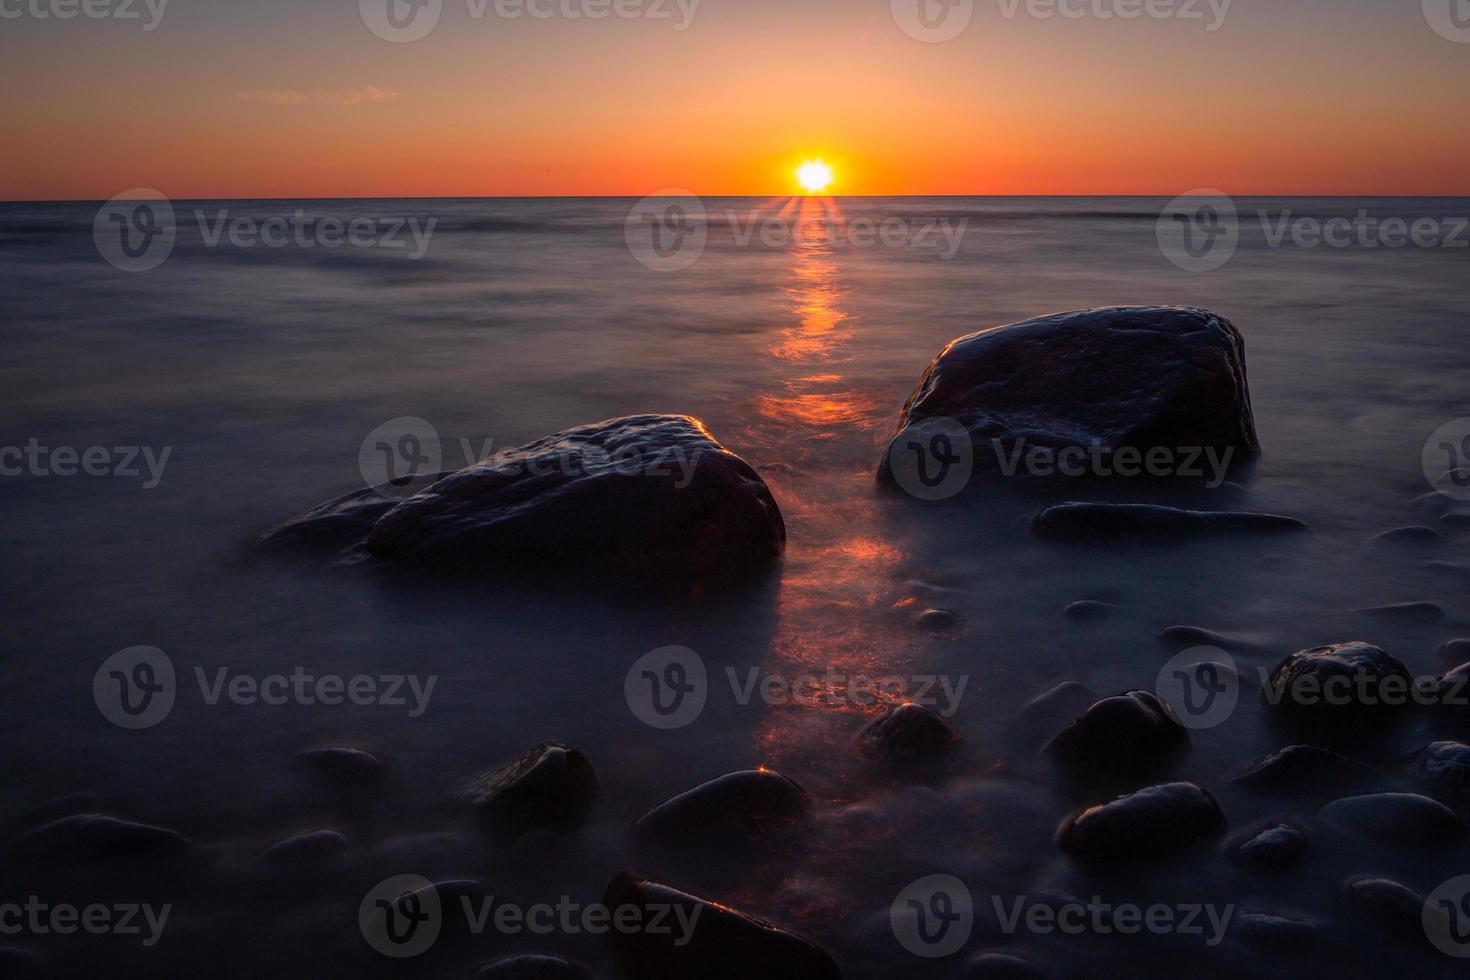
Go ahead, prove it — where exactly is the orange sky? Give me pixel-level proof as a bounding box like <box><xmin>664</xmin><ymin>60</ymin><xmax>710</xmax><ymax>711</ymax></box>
<box><xmin>2</xmin><ymin>0</ymin><xmax>1468</xmax><ymax>199</ymax></box>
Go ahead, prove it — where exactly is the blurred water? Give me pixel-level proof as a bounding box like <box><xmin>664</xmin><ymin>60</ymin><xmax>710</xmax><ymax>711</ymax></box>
<box><xmin>1</xmin><ymin>196</ymin><xmax>1468</xmax><ymax>977</ymax></box>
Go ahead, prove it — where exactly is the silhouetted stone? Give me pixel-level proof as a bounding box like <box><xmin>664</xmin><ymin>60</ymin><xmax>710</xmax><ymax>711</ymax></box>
<box><xmin>1406</xmin><ymin>741</ymin><xmax>1470</xmax><ymax>811</ymax></box>
<box><xmin>296</xmin><ymin>747</ymin><xmax>387</xmax><ymax>785</ymax></box>
<box><xmin>915</xmin><ymin>608</ymin><xmax>959</xmax><ymax>632</ymax></box>
<box><xmin>459</xmin><ymin>742</ymin><xmax>599</xmax><ymax>839</ymax></box>
<box><xmin>1056</xmin><ymin>782</ymin><xmax>1224</xmax><ymax>862</ymax></box>
<box><xmin>265</xmin><ymin>415</ymin><xmax>785</xmax><ymax>583</ymax></box>
<box><xmin>1063</xmin><ymin>600</ymin><xmax>1119</xmax><ymax>621</ymax></box>
<box><xmin>1228</xmin><ymin>823</ymin><xmax>1308</xmax><ymax>873</ymax></box>
<box><xmin>858</xmin><ymin>703</ymin><xmax>960</xmax><ymax>767</ymax></box>
<box><xmin>877</xmin><ymin>307</ymin><xmax>1259</xmax><ymax>490</ymax></box>
<box><xmin>1231</xmin><ymin>745</ymin><xmax>1383</xmax><ymax>799</ymax></box>
<box><xmin>966</xmin><ymin>951</ymin><xmax>1050</xmax><ymax>979</ymax></box>
<box><xmin>474</xmin><ymin>955</ymin><xmax>592</xmax><ymax>979</ymax></box>
<box><xmin>1033</xmin><ymin>503</ymin><xmax>1306</xmax><ymax>542</ymax></box>
<box><xmin>1369</xmin><ymin>526</ymin><xmax>1443</xmax><ymax>548</ymax></box>
<box><xmin>1158</xmin><ymin>625</ymin><xmax>1258</xmax><ymax>652</ymax></box>
<box><xmin>7</xmin><ymin>814</ymin><xmax>187</xmax><ymax>863</ymax></box>
<box><xmin>632</xmin><ymin>769</ymin><xmax>808</xmax><ymax>850</ymax></box>
<box><xmin>603</xmin><ymin>872</ymin><xmax>839</xmax><ymax>980</ymax></box>
<box><xmin>1345</xmin><ymin>877</ymin><xmax>1429</xmax><ymax>940</ymax></box>
<box><xmin>1442</xmin><ymin>639</ymin><xmax>1470</xmax><ymax>661</ymax></box>
<box><xmin>264</xmin><ymin>829</ymin><xmax>348</xmax><ymax>864</ymax></box>
<box><xmin>1355</xmin><ymin>602</ymin><xmax>1445</xmax><ymax>623</ymax></box>
<box><xmin>1042</xmin><ymin>691</ymin><xmax>1188</xmax><ymax>786</ymax></box>
<box><xmin>1263</xmin><ymin>642</ymin><xmax>1413</xmax><ymax>719</ymax></box>
<box><xmin>1320</xmin><ymin>793</ymin><xmax>1462</xmax><ymax>846</ymax></box>
<box><xmin>1233</xmin><ymin>912</ymin><xmax>1318</xmax><ymax>952</ymax></box>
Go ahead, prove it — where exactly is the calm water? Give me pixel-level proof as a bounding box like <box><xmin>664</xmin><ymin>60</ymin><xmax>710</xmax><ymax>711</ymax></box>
<box><xmin>2</xmin><ymin>197</ymin><xmax>1468</xmax><ymax>977</ymax></box>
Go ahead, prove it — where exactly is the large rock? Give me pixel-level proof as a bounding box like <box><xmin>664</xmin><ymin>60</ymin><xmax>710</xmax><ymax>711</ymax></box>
<box><xmin>632</xmin><ymin>769</ymin><xmax>809</xmax><ymax>851</ymax></box>
<box><xmin>263</xmin><ymin>415</ymin><xmax>785</xmax><ymax>582</ymax></box>
<box><xmin>1262</xmin><ymin>642</ymin><xmax>1414</xmax><ymax>719</ymax></box>
<box><xmin>1228</xmin><ymin>823</ymin><xmax>1308</xmax><ymax>873</ymax></box>
<box><xmin>1056</xmin><ymin>782</ymin><xmax>1224</xmax><ymax>862</ymax></box>
<box><xmin>857</xmin><ymin>703</ymin><xmax>961</xmax><ymax>767</ymax></box>
<box><xmin>1230</xmin><ymin>745</ymin><xmax>1383</xmax><ymax>800</ymax></box>
<box><xmin>877</xmin><ymin>306</ymin><xmax>1258</xmax><ymax>489</ymax></box>
<box><xmin>1407</xmin><ymin>741</ymin><xmax>1470</xmax><ymax>811</ymax></box>
<box><xmin>1032</xmin><ymin>503</ymin><xmax>1305</xmax><ymax>542</ymax></box>
<box><xmin>1042</xmin><ymin>691</ymin><xmax>1188</xmax><ymax>786</ymax></box>
<box><xmin>602</xmin><ymin>872</ymin><xmax>840</xmax><ymax>980</ymax></box>
<box><xmin>1319</xmin><ymin>793</ymin><xmax>1463</xmax><ymax>846</ymax></box>
<box><xmin>459</xmin><ymin>742</ymin><xmax>599</xmax><ymax>839</ymax></box>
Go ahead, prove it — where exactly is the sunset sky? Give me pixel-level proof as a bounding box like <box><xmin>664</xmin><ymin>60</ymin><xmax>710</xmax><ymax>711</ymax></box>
<box><xmin>3</xmin><ymin>0</ymin><xmax>1467</xmax><ymax>199</ymax></box>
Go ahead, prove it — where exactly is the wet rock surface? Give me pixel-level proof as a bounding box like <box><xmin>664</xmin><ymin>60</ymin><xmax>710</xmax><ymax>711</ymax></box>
<box><xmin>632</xmin><ymin>769</ymin><xmax>809</xmax><ymax>850</ymax></box>
<box><xmin>1263</xmin><ymin>642</ymin><xmax>1414</xmax><ymax>719</ymax></box>
<box><xmin>857</xmin><ymin>703</ymin><xmax>960</xmax><ymax>768</ymax></box>
<box><xmin>1319</xmin><ymin>792</ymin><xmax>1463</xmax><ymax>846</ymax></box>
<box><xmin>877</xmin><ymin>306</ymin><xmax>1259</xmax><ymax>489</ymax></box>
<box><xmin>1056</xmin><ymin>782</ymin><xmax>1225</xmax><ymax>862</ymax></box>
<box><xmin>602</xmin><ymin>872</ymin><xmax>840</xmax><ymax>980</ymax></box>
<box><xmin>1406</xmin><ymin>741</ymin><xmax>1470</xmax><ymax>811</ymax></box>
<box><xmin>1228</xmin><ymin>822</ymin><xmax>1308</xmax><ymax>873</ymax></box>
<box><xmin>473</xmin><ymin>955</ymin><xmax>593</xmax><ymax>979</ymax></box>
<box><xmin>263</xmin><ymin>415</ymin><xmax>786</xmax><ymax>583</ymax></box>
<box><xmin>1033</xmin><ymin>502</ymin><xmax>1307</xmax><ymax>542</ymax></box>
<box><xmin>1230</xmin><ymin>745</ymin><xmax>1385</xmax><ymax>799</ymax></box>
<box><xmin>1042</xmin><ymin>691</ymin><xmax>1188</xmax><ymax>786</ymax></box>
<box><xmin>459</xmin><ymin>742</ymin><xmax>600</xmax><ymax>839</ymax></box>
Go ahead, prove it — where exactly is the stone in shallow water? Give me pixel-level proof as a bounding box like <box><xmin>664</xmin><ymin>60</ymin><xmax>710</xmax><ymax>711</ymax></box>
<box><xmin>603</xmin><ymin>872</ymin><xmax>839</xmax><ymax>980</ymax></box>
<box><xmin>1345</xmin><ymin>877</ymin><xmax>1430</xmax><ymax>940</ymax></box>
<box><xmin>1442</xmin><ymin>639</ymin><xmax>1470</xmax><ymax>661</ymax></box>
<box><xmin>296</xmin><ymin>746</ymin><xmax>387</xmax><ymax>785</ymax></box>
<box><xmin>264</xmin><ymin>415</ymin><xmax>785</xmax><ymax>583</ymax></box>
<box><xmin>1233</xmin><ymin>912</ymin><xmax>1318</xmax><ymax>952</ymax></box>
<box><xmin>966</xmin><ymin>951</ymin><xmax>1050</xmax><ymax>979</ymax></box>
<box><xmin>1158</xmin><ymin>624</ymin><xmax>1259</xmax><ymax>652</ymax></box>
<box><xmin>915</xmin><ymin>608</ymin><xmax>959</xmax><ymax>632</ymax></box>
<box><xmin>632</xmin><ymin>769</ymin><xmax>809</xmax><ymax>850</ymax></box>
<box><xmin>1231</xmin><ymin>745</ymin><xmax>1383</xmax><ymax>800</ymax></box>
<box><xmin>877</xmin><ymin>306</ymin><xmax>1259</xmax><ymax>490</ymax></box>
<box><xmin>8</xmin><ymin>814</ymin><xmax>188</xmax><ymax>863</ymax></box>
<box><xmin>459</xmin><ymin>742</ymin><xmax>599</xmax><ymax>839</ymax></box>
<box><xmin>473</xmin><ymin>955</ymin><xmax>591</xmax><ymax>979</ymax></box>
<box><xmin>1354</xmin><ymin>601</ymin><xmax>1446</xmax><ymax>623</ymax></box>
<box><xmin>857</xmin><ymin>703</ymin><xmax>961</xmax><ymax>767</ymax></box>
<box><xmin>1406</xmin><ymin>741</ymin><xmax>1470</xmax><ymax>811</ymax></box>
<box><xmin>1032</xmin><ymin>502</ymin><xmax>1306</xmax><ymax>542</ymax></box>
<box><xmin>1319</xmin><ymin>793</ymin><xmax>1463</xmax><ymax>846</ymax></box>
<box><xmin>1368</xmin><ymin>526</ymin><xmax>1444</xmax><ymax>548</ymax></box>
<box><xmin>1042</xmin><ymin>691</ymin><xmax>1188</xmax><ymax>786</ymax></box>
<box><xmin>1262</xmin><ymin>642</ymin><xmax>1414</xmax><ymax>719</ymax></box>
<box><xmin>264</xmin><ymin>828</ymin><xmax>348</xmax><ymax>864</ymax></box>
<box><xmin>1228</xmin><ymin>823</ymin><xmax>1308</xmax><ymax>873</ymax></box>
<box><xmin>1056</xmin><ymin>782</ymin><xmax>1225</xmax><ymax>862</ymax></box>
<box><xmin>1063</xmin><ymin>600</ymin><xmax>1120</xmax><ymax>621</ymax></box>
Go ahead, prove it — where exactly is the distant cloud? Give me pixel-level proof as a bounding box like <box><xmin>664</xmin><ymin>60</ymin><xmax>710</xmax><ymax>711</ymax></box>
<box><xmin>237</xmin><ymin>86</ymin><xmax>400</xmax><ymax>106</ymax></box>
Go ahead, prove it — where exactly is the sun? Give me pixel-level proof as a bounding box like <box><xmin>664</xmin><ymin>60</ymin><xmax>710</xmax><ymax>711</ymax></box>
<box><xmin>796</xmin><ymin>160</ymin><xmax>834</xmax><ymax>194</ymax></box>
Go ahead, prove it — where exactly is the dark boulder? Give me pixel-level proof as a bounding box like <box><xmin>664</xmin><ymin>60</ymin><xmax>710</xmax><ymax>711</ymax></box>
<box><xmin>1407</xmin><ymin>741</ymin><xmax>1470</xmax><ymax>811</ymax></box>
<box><xmin>1231</xmin><ymin>745</ymin><xmax>1383</xmax><ymax>800</ymax></box>
<box><xmin>264</xmin><ymin>415</ymin><xmax>785</xmax><ymax>583</ymax></box>
<box><xmin>1319</xmin><ymin>793</ymin><xmax>1463</xmax><ymax>846</ymax></box>
<box><xmin>296</xmin><ymin>746</ymin><xmax>387</xmax><ymax>786</ymax></box>
<box><xmin>1344</xmin><ymin>877</ymin><xmax>1430</xmax><ymax>940</ymax></box>
<box><xmin>1033</xmin><ymin>503</ymin><xmax>1305</xmax><ymax>543</ymax></box>
<box><xmin>473</xmin><ymin>955</ymin><xmax>592</xmax><ymax>980</ymax></box>
<box><xmin>602</xmin><ymin>872</ymin><xmax>839</xmax><ymax>980</ymax></box>
<box><xmin>877</xmin><ymin>306</ymin><xmax>1258</xmax><ymax>490</ymax></box>
<box><xmin>1369</xmin><ymin>526</ymin><xmax>1443</xmax><ymax>548</ymax></box>
<box><xmin>1355</xmin><ymin>602</ymin><xmax>1446</xmax><ymax>623</ymax></box>
<box><xmin>1442</xmin><ymin>639</ymin><xmax>1470</xmax><ymax>661</ymax></box>
<box><xmin>1262</xmin><ymin>642</ymin><xmax>1414</xmax><ymax>719</ymax></box>
<box><xmin>459</xmin><ymin>742</ymin><xmax>599</xmax><ymax>839</ymax></box>
<box><xmin>915</xmin><ymin>608</ymin><xmax>959</xmax><ymax>632</ymax></box>
<box><xmin>1056</xmin><ymin>782</ymin><xmax>1225</xmax><ymax>862</ymax></box>
<box><xmin>632</xmin><ymin>769</ymin><xmax>808</xmax><ymax>851</ymax></box>
<box><xmin>1042</xmin><ymin>691</ymin><xmax>1188</xmax><ymax>786</ymax></box>
<box><xmin>7</xmin><ymin>814</ymin><xmax>187</xmax><ymax>863</ymax></box>
<box><xmin>858</xmin><ymin>703</ymin><xmax>961</xmax><ymax>767</ymax></box>
<box><xmin>1228</xmin><ymin>823</ymin><xmax>1308</xmax><ymax>873</ymax></box>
